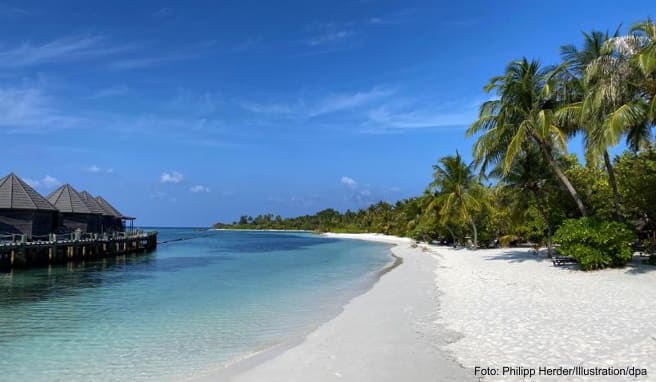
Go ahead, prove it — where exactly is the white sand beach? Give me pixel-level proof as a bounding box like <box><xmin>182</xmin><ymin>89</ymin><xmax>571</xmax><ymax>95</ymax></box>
<box><xmin>434</xmin><ymin>247</ymin><xmax>656</xmax><ymax>381</ymax></box>
<box><xmin>195</xmin><ymin>234</ymin><xmax>656</xmax><ymax>382</ymax></box>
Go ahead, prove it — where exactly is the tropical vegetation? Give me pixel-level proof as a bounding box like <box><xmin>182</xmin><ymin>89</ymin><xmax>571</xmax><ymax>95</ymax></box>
<box><xmin>215</xmin><ymin>18</ymin><xmax>656</xmax><ymax>270</ymax></box>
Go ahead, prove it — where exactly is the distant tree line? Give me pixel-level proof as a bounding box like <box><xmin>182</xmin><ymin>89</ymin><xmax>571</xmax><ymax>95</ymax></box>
<box><xmin>215</xmin><ymin>19</ymin><xmax>656</xmax><ymax>270</ymax></box>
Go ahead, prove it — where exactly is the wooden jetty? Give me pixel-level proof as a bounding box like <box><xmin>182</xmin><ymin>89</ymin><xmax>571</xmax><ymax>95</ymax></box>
<box><xmin>0</xmin><ymin>231</ymin><xmax>157</xmax><ymax>270</ymax></box>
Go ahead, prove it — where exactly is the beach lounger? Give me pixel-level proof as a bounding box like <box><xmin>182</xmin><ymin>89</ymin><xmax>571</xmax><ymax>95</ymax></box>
<box><xmin>552</xmin><ymin>256</ymin><xmax>577</xmax><ymax>266</ymax></box>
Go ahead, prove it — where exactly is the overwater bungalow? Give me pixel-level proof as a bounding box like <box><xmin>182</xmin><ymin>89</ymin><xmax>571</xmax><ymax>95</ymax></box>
<box><xmin>95</xmin><ymin>195</ymin><xmax>135</xmax><ymax>233</ymax></box>
<box><xmin>79</xmin><ymin>191</ymin><xmax>105</xmax><ymax>233</ymax></box>
<box><xmin>0</xmin><ymin>173</ymin><xmax>58</xmax><ymax>240</ymax></box>
<box><xmin>47</xmin><ymin>184</ymin><xmax>97</xmax><ymax>234</ymax></box>
<box><xmin>0</xmin><ymin>172</ymin><xmax>156</xmax><ymax>269</ymax></box>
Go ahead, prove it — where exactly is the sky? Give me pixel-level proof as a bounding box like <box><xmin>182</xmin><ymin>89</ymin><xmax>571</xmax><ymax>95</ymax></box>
<box><xmin>0</xmin><ymin>0</ymin><xmax>654</xmax><ymax>226</ymax></box>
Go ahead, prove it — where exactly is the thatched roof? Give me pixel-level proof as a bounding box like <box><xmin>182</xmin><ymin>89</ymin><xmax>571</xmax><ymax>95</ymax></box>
<box><xmin>0</xmin><ymin>173</ymin><xmax>57</xmax><ymax>211</ymax></box>
<box><xmin>79</xmin><ymin>191</ymin><xmax>105</xmax><ymax>215</ymax></box>
<box><xmin>47</xmin><ymin>184</ymin><xmax>92</xmax><ymax>214</ymax></box>
<box><xmin>95</xmin><ymin>196</ymin><xmax>123</xmax><ymax>218</ymax></box>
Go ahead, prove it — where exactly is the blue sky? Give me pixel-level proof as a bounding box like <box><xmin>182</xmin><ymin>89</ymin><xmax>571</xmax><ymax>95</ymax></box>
<box><xmin>0</xmin><ymin>1</ymin><xmax>653</xmax><ymax>226</ymax></box>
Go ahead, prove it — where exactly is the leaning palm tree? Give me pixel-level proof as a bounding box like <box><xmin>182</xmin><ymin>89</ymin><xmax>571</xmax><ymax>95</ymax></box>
<box><xmin>468</xmin><ymin>58</ymin><xmax>588</xmax><ymax>216</ymax></box>
<box><xmin>557</xmin><ymin>29</ymin><xmax>625</xmax><ymax>221</ymax></box>
<box><xmin>429</xmin><ymin>152</ymin><xmax>483</xmax><ymax>247</ymax></box>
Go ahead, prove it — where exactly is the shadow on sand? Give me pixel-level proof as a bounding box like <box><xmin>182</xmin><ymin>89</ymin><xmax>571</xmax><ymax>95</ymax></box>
<box><xmin>480</xmin><ymin>249</ymin><xmax>553</xmax><ymax>264</ymax></box>
<box><xmin>624</xmin><ymin>256</ymin><xmax>656</xmax><ymax>274</ymax></box>
<box><xmin>470</xmin><ymin>247</ymin><xmax>656</xmax><ymax>274</ymax></box>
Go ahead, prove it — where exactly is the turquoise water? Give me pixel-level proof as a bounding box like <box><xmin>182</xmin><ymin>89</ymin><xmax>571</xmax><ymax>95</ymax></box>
<box><xmin>0</xmin><ymin>229</ymin><xmax>393</xmax><ymax>382</ymax></box>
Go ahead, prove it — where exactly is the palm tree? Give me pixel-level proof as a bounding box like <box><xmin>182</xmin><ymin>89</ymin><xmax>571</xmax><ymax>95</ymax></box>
<box><xmin>557</xmin><ymin>29</ymin><xmax>625</xmax><ymax>221</ymax></box>
<box><xmin>491</xmin><ymin>148</ymin><xmax>556</xmax><ymax>254</ymax></box>
<box><xmin>593</xmin><ymin>20</ymin><xmax>655</xmax><ymax>153</ymax></box>
<box><xmin>631</xmin><ymin>19</ymin><xmax>656</xmax><ymax>124</ymax></box>
<box><xmin>429</xmin><ymin>152</ymin><xmax>483</xmax><ymax>247</ymax></box>
<box><xmin>467</xmin><ymin>58</ymin><xmax>588</xmax><ymax>216</ymax></box>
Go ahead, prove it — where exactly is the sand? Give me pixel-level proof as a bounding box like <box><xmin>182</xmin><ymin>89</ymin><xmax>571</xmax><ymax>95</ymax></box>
<box><xmin>433</xmin><ymin>246</ymin><xmax>656</xmax><ymax>381</ymax></box>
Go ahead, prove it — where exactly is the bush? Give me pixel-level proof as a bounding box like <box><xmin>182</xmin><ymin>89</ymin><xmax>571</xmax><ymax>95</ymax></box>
<box><xmin>499</xmin><ymin>234</ymin><xmax>520</xmax><ymax>247</ymax></box>
<box><xmin>554</xmin><ymin>218</ymin><xmax>636</xmax><ymax>271</ymax></box>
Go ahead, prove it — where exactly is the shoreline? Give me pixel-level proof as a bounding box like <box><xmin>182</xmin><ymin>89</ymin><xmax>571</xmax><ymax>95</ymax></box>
<box><xmin>189</xmin><ymin>232</ymin><xmax>656</xmax><ymax>382</ymax></box>
<box><xmin>189</xmin><ymin>233</ymin><xmax>473</xmax><ymax>382</ymax></box>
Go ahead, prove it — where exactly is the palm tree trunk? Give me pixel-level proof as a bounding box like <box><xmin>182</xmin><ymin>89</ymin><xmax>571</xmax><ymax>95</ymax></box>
<box><xmin>603</xmin><ymin>150</ymin><xmax>622</xmax><ymax>221</ymax></box>
<box><xmin>535</xmin><ymin>139</ymin><xmax>588</xmax><ymax>217</ymax></box>
<box><xmin>470</xmin><ymin>219</ymin><xmax>478</xmax><ymax>249</ymax></box>
<box><xmin>532</xmin><ymin>188</ymin><xmax>553</xmax><ymax>257</ymax></box>
<box><xmin>446</xmin><ymin>227</ymin><xmax>457</xmax><ymax>247</ymax></box>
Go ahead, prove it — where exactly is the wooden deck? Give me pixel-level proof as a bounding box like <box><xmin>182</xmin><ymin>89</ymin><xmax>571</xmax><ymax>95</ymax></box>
<box><xmin>0</xmin><ymin>231</ymin><xmax>158</xmax><ymax>270</ymax></box>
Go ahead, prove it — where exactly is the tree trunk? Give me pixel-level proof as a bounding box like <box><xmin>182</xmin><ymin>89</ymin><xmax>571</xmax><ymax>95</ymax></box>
<box><xmin>446</xmin><ymin>227</ymin><xmax>457</xmax><ymax>248</ymax></box>
<box><xmin>470</xmin><ymin>219</ymin><xmax>478</xmax><ymax>249</ymax></box>
<box><xmin>603</xmin><ymin>150</ymin><xmax>622</xmax><ymax>221</ymax></box>
<box><xmin>535</xmin><ymin>138</ymin><xmax>588</xmax><ymax>217</ymax></box>
<box><xmin>532</xmin><ymin>188</ymin><xmax>553</xmax><ymax>257</ymax></box>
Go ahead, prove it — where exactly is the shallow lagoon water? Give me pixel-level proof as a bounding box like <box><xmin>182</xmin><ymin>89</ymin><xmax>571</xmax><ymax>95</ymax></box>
<box><xmin>0</xmin><ymin>229</ymin><xmax>392</xmax><ymax>382</ymax></box>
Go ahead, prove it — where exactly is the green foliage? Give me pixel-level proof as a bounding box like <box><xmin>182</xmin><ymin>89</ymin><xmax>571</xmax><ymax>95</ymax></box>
<box><xmin>615</xmin><ymin>149</ymin><xmax>656</xmax><ymax>232</ymax></box>
<box><xmin>428</xmin><ymin>152</ymin><xmax>485</xmax><ymax>246</ymax></box>
<box><xmin>564</xmin><ymin>159</ymin><xmax>616</xmax><ymax>221</ymax></box>
<box><xmin>554</xmin><ymin>218</ymin><xmax>636</xmax><ymax>270</ymax></box>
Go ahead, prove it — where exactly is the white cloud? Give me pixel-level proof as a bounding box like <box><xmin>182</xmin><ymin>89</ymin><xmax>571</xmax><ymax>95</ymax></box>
<box><xmin>0</xmin><ymin>85</ymin><xmax>81</xmax><ymax>131</ymax></box>
<box><xmin>189</xmin><ymin>185</ymin><xmax>210</xmax><ymax>193</ymax></box>
<box><xmin>341</xmin><ymin>176</ymin><xmax>357</xmax><ymax>188</ymax></box>
<box><xmin>363</xmin><ymin>97</ymin><xmax>481</xmax><ymax>132</ymax></box>
<box><xmin>241</xmin><ymin>86</ymin><xmax>393</xmax><ymax>119</ymax></box>
<box><xmin>309</xmin><ymin>87</ymin><xmax>393</xmax><ymax>117</ymax></box>
<box><xmin>84</xmin><ymin>165</ymin><xmax>113</xmax><ymax>174</ymax></box>
<box><xmin>367</xmin><ymin>106</ymin><xmax>473</xmax><ymax>130</ymax></box>
<box><xmin>23</xmin><ymin>175</ymin><xmax>61</xmax><ymax>189</ymax></box>
<box><xmin>160</xmin><ymin>171</ymin><xmax>184</xmax><ymax>184</ymax></box>
<box><xmin>340</xmin><ymin>175</ymin><xmax>374</xmax><ymax>205</ymax></box>
<box><xmin>307</xmin><ymin>28</ymin><xmax>353</xmax><ymax>46</ymax></box>
<box><xmin>0</xmin><ymin>35</ymin><xmax>128</xmax><ymax>68</ymax></box>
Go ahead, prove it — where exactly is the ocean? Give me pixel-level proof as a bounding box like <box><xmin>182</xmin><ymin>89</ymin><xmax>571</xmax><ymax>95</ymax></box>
<box><xmin>0</xmin><ymin>229</ymin><xmax>393</xmax><ymax>381</ymax></box>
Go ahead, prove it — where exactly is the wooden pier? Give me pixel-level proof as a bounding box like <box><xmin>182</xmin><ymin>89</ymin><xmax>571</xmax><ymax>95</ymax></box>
<box><xmin>0</xmin><ymin>231</ymin><xmax>157</xmax><ymax>270</ymax></box>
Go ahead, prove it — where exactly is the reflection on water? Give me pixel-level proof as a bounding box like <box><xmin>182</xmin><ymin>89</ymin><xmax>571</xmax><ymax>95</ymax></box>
<box><xmin>0</xmin><ymin>229</ymin><xmax>392</xmax><ymax>382</ymax></box>
<box><xmin>1</xmin><ymin>254</ymin><xmax>156</xmax><ymax>306</ymax></box>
